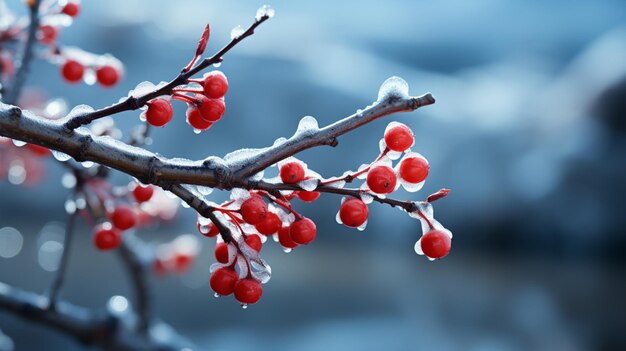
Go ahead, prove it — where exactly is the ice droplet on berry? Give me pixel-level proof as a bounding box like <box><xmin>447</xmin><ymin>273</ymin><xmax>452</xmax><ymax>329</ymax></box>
<box><xmin>255</xmin><ymin>5</ymin><xmax>275</xmax><ymax>20</ymax></box>
<box><xmin>377</xmin><ymin>76</ymin><xmax>409</xmax><ymax>102</ymax></box>
<box><xmin>356</xmin><ymin>219</ymin><xmax>368</xmax><ymax>231</ymax></box>
<box><xmin>12</xmin><ymin>139</ymin><xmax>26</xmax><ymax>147</ymax></box>
<box><xmin>230</xmin><ymin>25</ymin><xmax>245</xmax><ymax>39</ymax></box>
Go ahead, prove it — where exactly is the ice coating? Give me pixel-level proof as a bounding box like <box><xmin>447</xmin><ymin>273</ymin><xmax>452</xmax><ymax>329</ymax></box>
<box><xmin>249</xmin><ymin>259</ymin><xmax>271</xmax><ymax>284</ymax></box>
<box><xmin>360</xmin><ymin>192</ymin><xmax>374</xmax><ymax>204</ymax></box>
<box><xmin>255</xmin><ymin>5</ymin><xmax>275</xmax><ymax>20</ymax></box>
<box><xmin>298</xmin><ymin>178</ymin><xmax>319</xmax><ymax>191</ymax></box>
<box><xmin>296</xmin><ymin>116</ymin><xmax>319</xmax><ymax>135</ymax></box>
<box><xmin>196</xmin><ymin>186</ymin><xmax>213</xmax><ymax>196</ymax></box>
<box><xmin>377</xmin><ymin>76</ymin><xmax>410</xmax><ymax>102</ymax></box>
<box><xmin>230</xmin><ymin>25</ymin><xmax>245</xmax><ymax>39</ymax></box>
<box><xmin>66</xmin><ymin>104</ymin><xmax>95</xmax><ymax>119</ymax></box>
<box><xmin>52</xmin><ymin>150</ymin><xmax>71</xmax><ymax>162</ymax></box>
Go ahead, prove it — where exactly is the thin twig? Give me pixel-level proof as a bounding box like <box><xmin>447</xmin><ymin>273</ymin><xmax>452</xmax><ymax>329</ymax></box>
<box><xmin>3</xmin><ymin>0</ymin><xmax>42</xmax><ymax>104</ymax></box>
<box><xmin>63</xmin><ymin>14</ymin><xmax>271</xmax><ymax>130</ymax></box>
<box><xmin>118</xmin><ymin>234</ymin><xmax>152</xmax><ymax>335</ymax></box>
<box><xmin>46</xmin><ymin>210</ymin><xmax>78</xmax><ymax>310</ymax></box>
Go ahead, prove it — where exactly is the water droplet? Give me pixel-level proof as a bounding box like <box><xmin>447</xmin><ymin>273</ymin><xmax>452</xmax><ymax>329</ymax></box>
<box><xmin>298</xmin><ymin>178</ymin><xmax>319</xmax><ymax>191</ymax></box>
<box><xmin>81</xmin><ymin>161</ymin><xmax>94</xmax><ymax>168</ymax></box>
<box><xmin>52</xmin><ymin>150</ymin><xmax>71</xmax><ymax>162</ymax></box>
<box><xmin>213</xmin><ymin>62</ymin><xmax>222</xmax><ymax>68</ymax></box>
<box><xmin>193</xmin><ymin>128</ymin><xmax>202</xmax><ymax>135</ymax></box>
<box><xmin>11</xmin><ymin>139</ymin><xmax>26</xmax><ymax>147</ymax></box>
<box><xmin>241</xmin><ymin>304</ymin><xmax>248</xmax><ymax>309</ymax></box>
<box><xmin>214</xmin><ymin>293</ymin><xmax>220</xmax><ymax>298</ymax></box>
<box><xmin>377</xmin><ymin>76</ymin><xmax>409</xmax><ymax>102</ymax></box>
<box><xmin>230</xmin><ymin>25</ymin><xmax>245</xmax><ymax>40</ymax></box>
<box><xmin>360</xmin><ymin>192</ymin><xmax>374</xmax><ymax>204</ymax></box>
<box><xmin>282</xmin><ymin>248</ymin><xmax>292</xmax><ymax>253</ymax></box>
<box><xmin>296</xmin><ymin>115</ymin><xmax>319</xmax><ymax>134</ymax></box>
<box><xmin>255</xmin><ymin>4</ymin><xmax>275</xmax><ymax>20</ymax></box>
<box><xmin>357</xmin><ymin>219</ymin><xmax>368</xmax><ymax>231</ymax></box>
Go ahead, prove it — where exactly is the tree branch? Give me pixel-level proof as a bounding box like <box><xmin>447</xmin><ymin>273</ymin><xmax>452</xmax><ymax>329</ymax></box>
<box><xmin>118</xmin><ymin>234</ymin><xmax>153</xmax><ymax>335</ymax></box>
<box><xmin>0</xmin><ymin>281</ymin><xmax>198</xmax><ymax>350</ymax></box>
<box><xmin>3</xmin><ymin>0</ymin><xmax>42</xmax><ymax>105</ymax></box>
<box><xmin>228</xmin><ymin>93</ymin><xmax>435</xmax><ymax>179</ymax></box>
<box><xmin>63</xmin><ymin>14</ymin><xmax>271</xmax><ymax>130</ymax></box>
<box><xmin>46</xmin><ymin>210</ymin><xmax>78</xmax><ymax>310</ymax></box>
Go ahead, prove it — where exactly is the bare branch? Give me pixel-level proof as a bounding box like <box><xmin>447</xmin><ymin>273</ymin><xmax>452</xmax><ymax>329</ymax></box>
<box><xmin>0</xmin><ymin>281</ymin><xmax>198</xmax><ymax>350</ymax></box>
<box><xmin>228</xmin><ymin>93</ymin><xmax>435</xmax><ymax>179</ymax></box>
<box><xmin>168</xmin><ymin>184</ymin><xmax>234</xmax><ymax>243</ymax></box>
<box><xmin>3</xmin><ymin>0</ymin><xmax>42</xmax><ymax>104</ymax></box>
<box><xmin>46</xmin><ymin>210</ymin><xmax>78</xmax><ymax>310</ymax></box>
<box><xmin>118</xmin><ymin>234</ymin><xmax>153</xmax><ymax>335</ymax></box>
<box><xmin>63</xmin><ymin>14</ymin><xmax>271</xmax><ymax>130</ymax></box>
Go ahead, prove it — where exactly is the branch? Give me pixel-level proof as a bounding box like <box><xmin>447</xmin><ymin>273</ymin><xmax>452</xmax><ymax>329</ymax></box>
<box><xmin>118</xmin><ymin>234</ymin><xmax>153</xmax><ymax>335</ymax></box>
<box><xmin>0</xmin><ymin>282</ymin><xmax>198</xmax><ymax>351</ymax></box>
<box><xmin>46</xmin><ymin>210</ymin><xmax>78</xmax><ymax>309</ymax></box>
<box><xmin>63</xmin><ymin>14</ymin><xmax>271</xmax><ymax>130</ymax></box>
<box><xmin>3</xmin><ymin>0</ymin><xmax>42</xmax><ymax>104</ymax></box>
<box><xmin>168</xmin><ymin>184</ymin><xmax>234</xmax><ymax>243</ymax></box>
<box><xmin>228</xmin><ymin>92</ymin><xmax>435</xmax><ymax>179</ymax></box>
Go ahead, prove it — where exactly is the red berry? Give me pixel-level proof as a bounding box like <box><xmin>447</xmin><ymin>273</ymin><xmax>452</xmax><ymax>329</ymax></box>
<box><xmin>399</xmin><ymin>156</ymin><xmax>429</xmax><ymax>184</ymax></box>
<box><xmin>244</xmin><ymin>235</ymin><xmax>262</xmax><ymax>252</ymax></box>
<box><xmin>214</xmin><ymin>242</ymin><xmax>230</xmax><ymax>263</ymax></box>
<box><xmin>366</xmin><ymin>166</ymin><xmax>397</xmax><ymax>194</ymax></box>
<box><xmin>420</xmin><ymin>230</ymin><xmax>451</xmax><ymax>259</ymax></box>
<box><xmin>210</xmin><ymin>267</ymin><xmax>239</xmax><ymax>296</ymax></box>
<box><xmin>61</xmin><ymin>60</ymin><xmax>84</xmax><ymax>83</ymax></box>
<box><xmin>93</xmin><ymin>224</ymin><xmax>121</xmax><ymax>251</ymax></box>
<box><xmin>339</xmin><ymin>198</ymin><xmax>368</xmax><ymax>228</ymax></box>
<box><xmin>62</xmin><ymin>1</ymin><xmax>80</xmax><ymax>17</ymax></box>
<box><xmin>146</xmin><ymin>99</ymin><xmax>173</xmax><ymax>127</ymax></box>
<box><xmin>203</xmin><ymin>71</ymin><xmax>228</xmax><ymax>99</ymax></box>
<box><xmin>196</xmin><ymin>95</ymin><xmax>225</xmax><ymax>122</ymax></box>
<box><xmin>111</xmin><ymin>205</ymin><xmax>136</xmax><ymax>230</ymax></box>
<box><xmin>240</xmin><ymin>196</ymin><xmax>267</xmax><ymax>225</ymax></box>
<box><xmin>25</xmin><ymin>143</ymin><xmax>50</xmax><ymax>157</ymax></box>
<box><xmin>186</xmin><ymin>106</ymin><xmax>213</xmax><ymax>130</ymax></box>
<box><xmin>199</xmin><ymin>222</ymin><xmax>220</xmax><ymax>237</ymax></box>
<box><xmin>174</xmin><ymin>253</ymin><xmax>193</xmax><ymax>273</ymax></box>
<box><xmin>297</xmin><ymin>191</ymin><xmax>320</xmax><ymax>203</ymax></box>
<box><xmin>132</xmin><ymin>184</ymin><xmax>154</xmax><ymax>203</ymax></box>
<box><xmin>280</xmin><ymin>162</ymin><xmax>305</xmax><ymax>184</ymax></box>
<box><xmin>234</xmin><ymin>278</ymin><xmax>262</xmax><ymax>304</ymax></box>
<box><xmin>384</xmin><ymin>123</ymin><xmax>414</xmax><ymax>152</ymax></box>
<box><xmin>289</xmin><ymin>218</ymin><xmax>316</xmax><ymax>245</ymax></box>
<box><xmin>96</xmin><ymin>65</ymin><xmax>120</xmax><ymax>87</ymax></box>
<box><xmin>278</xmin><ymin>226</ymin><xmax>298</xmax><ymax>249</ymax></box>
<box><xmin>38</xmin><ymin>25</ymin><xmax>58</xmax><ymax>44</ymax></box>
<box><xmin>255</xmin><ymin>212</ymin><xmax>281</xmax><ymax>235</ymax></box>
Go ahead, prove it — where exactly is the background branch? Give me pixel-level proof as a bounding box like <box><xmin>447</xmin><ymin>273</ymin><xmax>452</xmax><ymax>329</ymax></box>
<box><xmin>3</xmin><ymin>0</ymin><xmax>42</xmax><ymax>104</ymax></box>
<box><xmin>46</xmin><ymin>210</ymin><xmax>78</xmax><ymax>310</ymax></box>
<box><xmin>118</xmin><ymin>234</ymin><xmax>153</xmax><ymax>335</ymax></box>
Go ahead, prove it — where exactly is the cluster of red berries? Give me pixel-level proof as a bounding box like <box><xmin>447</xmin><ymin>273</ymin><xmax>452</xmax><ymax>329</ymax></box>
<box><xmin>153</xmin><ymin>235</ymin><xmax>199</xmax><ymax>276</ymax></box>
<box><xmin>92</xmin><ymin>183</ymin><xmax>154</xmax><ymax>250</ymax></box>
<box><xmin>143</xmin><ymin>71</ymin><xmax>229</xmax><ymax>130</ymax></box>
<box><xmin>60</xmin><ymin>59</ymin><xmax>122</xmax><ymax>87</ymax></box>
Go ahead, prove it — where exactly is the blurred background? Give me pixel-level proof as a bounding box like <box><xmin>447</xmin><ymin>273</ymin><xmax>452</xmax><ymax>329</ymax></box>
<box><xmin>1</xmin><ymin>0</ymin><xmax>626</xmax><ymax>350</ymax></box>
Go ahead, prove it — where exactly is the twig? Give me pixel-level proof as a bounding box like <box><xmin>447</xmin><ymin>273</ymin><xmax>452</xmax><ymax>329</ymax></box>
<box><xmin>63</xmin><ymin>14</ymin><xmax>271</xmax><ymax>130</ymax></box>
<box><xmin>228</xmin><ymin>93</ymin><xmax>435</xmax><ymax>179</ymax></box>
<box><xmin>46</xmin><ymin>210</ymin><xmax>78</xmax><ymax>310</ymax></box>
<box><xmin>118</xmin><ymin>234</ymin><xmax>152</xmax><ymax>335</ymax></box>
<box><xmin>3</xmin><ymin>0</ymin><xmax>42</xmax><ymax>104</ymax></box>
<box><xmin>0</xmin><ymin>281</ymin><xmax>197</xmax><ymax>350</ymax></box>
<box><xmin>168</xmin><ymin>184</ymin><xmax>234</xmax><ymax>243</ymax></box>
